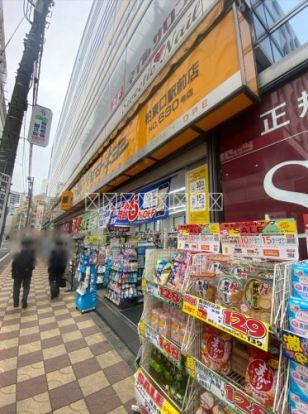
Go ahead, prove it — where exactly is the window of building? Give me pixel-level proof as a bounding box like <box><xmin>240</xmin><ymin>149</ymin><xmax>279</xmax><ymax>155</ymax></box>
<box><xmin>249</xmin><ymin>0</ymin><xmax>308</xmax><ymax>70</ymax></box>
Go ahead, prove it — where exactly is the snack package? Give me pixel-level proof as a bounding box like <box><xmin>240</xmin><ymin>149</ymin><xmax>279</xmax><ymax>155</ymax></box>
<box><xmin>245</xmin><ymin>347</ymin><xmax>279</xmax><ymax>407</ymax></box>
<box><xmin>292</xmin><ymin>263</ymin><xmax>308</xmax><ymax>300</ymax></box>
<box><xmin>191</xmin><ymin>274</ymin><xmax>217</xmax><ymax>303</ymax></box>
<box><xmin>289</xmin><ymin>361</ymin><xmax>308</xmax><ymax>404</ymax></box>
<box><xmin>155</xmin><ymin>258</ymin><xmax>173</xmax><ymax>285</ymax></box>
<box><xmin>288</xmin><ymin>297</ymin><xmax>308</xmax><ymax>338</ymax></box>
<box><xmin>195</xmin><ymin>390</ymin><xmax>230</xmax><ymax>414</ymax></box>
<box><xmin>241</xmin><ymin>277</ymin><xmax>273</xmax><ymax>323</ymax></box>
<box><xmin>158</xmin><ymin>313</ymin><xmax>170</xmax><ymax>338</ymax></box>
<box><xmin>290</xmin><ymin>392</ymin><xmax>308</xmax><ymax>414</ymax></box>
<box><xmin>201</xmin><ymin>325</ymin><xmax>232</xmax><ymax>375</ymax></box>
<box><xmin>150</xmin><ymin>309</ymin><xmax>159</xmax><ymax>331</ymax></box>
<box><xmin>217</xmin><ymin>276</ymin><xmax>243</xmax><ymax>309</ymax></box>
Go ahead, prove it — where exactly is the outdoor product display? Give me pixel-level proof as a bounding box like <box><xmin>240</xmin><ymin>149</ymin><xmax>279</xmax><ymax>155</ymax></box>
<box><xmin>75</xmin><ymin>249</ymin><xmax>98</xmax><ymax>312</ymax></box>
<box><xmin>135</xmin><ymin>219</ymin><xmax>304</xmax><ymax>414</ymax></box>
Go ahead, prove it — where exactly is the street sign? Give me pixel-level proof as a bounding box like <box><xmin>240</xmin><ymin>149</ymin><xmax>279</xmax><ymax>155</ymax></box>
<box><xmin>28</xmin><ymin>104</ymin><xmax>52</xmax><ymax>147</ymax></box>
<box><xmin>0</xmin><ymin>173</ymin><xmax>11</xmax><ymax>235</ymax></box>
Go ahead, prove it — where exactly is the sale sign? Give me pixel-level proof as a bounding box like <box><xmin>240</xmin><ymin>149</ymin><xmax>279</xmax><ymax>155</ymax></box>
<box><xmin>135</xmin><ymin>369</ymin><xmax>179</xmax><ymax>414</ymax></box>
<box><xmin>220</xmin><ymin>219</ymin><xmax>299</xmax><ymax>260</ymax></box>
<box><xmin>185</xmin><ymin>357</ymin><xmax>272</xmax><ymax>414</ymax></box>
<box><xmin>112</xmin><ymin>180</ymin><xmax>170</xmax><ymax>226</ymax></box>
<box><xmin>177</xmin><ymin>228</ymin><xmax>220</xmax><ymax>253</ymax></box>
<box><xmin>182</xmin><ymin>294</ymin><xmax>270</xmax><ymax>351</ymax></box>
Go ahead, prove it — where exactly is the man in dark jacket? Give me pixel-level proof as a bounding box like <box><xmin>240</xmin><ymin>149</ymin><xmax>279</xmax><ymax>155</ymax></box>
<box><xmin>12</xmin><ymin>238</ymin><xmax>36</xmax><ymax>308</ymax></box>
<box><xmin>48</xmin><ymin>238</ymin><xmax>68</xmax><ymax>299</ymax></box>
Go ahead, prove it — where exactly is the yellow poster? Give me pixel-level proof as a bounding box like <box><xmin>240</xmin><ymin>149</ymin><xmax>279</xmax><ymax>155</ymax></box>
<box><xmin>186</xmin><ymin>165</ymin><xmax>209</xmax><ymax>224</ymax></box>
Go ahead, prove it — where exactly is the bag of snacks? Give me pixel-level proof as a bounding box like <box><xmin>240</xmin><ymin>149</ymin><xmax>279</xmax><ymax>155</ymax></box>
<box><xmin>217</xmin><ymin>275</ymin><xmax>243</xmax><ymax>309</ymax></box>
<box><xmin>245</xmin><ymin>347</ymin><xmax>279</xmax><ymax>407</ymax></box>
<box><xmin>201</xmin><ymin>325</ymin><xmax>232</xmax><ymax>375</ymax></box>
<box><xmin>241</xmin><ymin>277</ymin><xmax>273</xmax><ymax>323</ymax></box>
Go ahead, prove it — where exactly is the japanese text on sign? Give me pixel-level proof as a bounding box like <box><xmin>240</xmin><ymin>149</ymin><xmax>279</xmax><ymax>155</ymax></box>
<box><xmin>282</xmin><ymin>330</ymin><xmax>308</xmax><ymax>366</ymax></box>
<box><xmin>182</xmin><ymin>294</ymin><xmax>270</xmax><ymax>351</ymax></box>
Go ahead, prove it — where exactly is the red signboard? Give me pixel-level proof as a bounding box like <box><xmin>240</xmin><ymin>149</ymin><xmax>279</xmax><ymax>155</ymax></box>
<box><xmin>219</xmin><ymin>73</ymin><xmax>308</xmax><ymax>258</ymax></box>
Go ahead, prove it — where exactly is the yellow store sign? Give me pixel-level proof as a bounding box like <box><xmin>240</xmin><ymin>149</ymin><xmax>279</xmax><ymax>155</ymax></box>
<box><xmin>71</xmin><ymin>8</ymin><xmax>258</xmax><ymax>205</ymax></box>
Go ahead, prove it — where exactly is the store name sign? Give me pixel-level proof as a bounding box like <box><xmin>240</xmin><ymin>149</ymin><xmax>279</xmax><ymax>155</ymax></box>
<box><xmin>182</xmin><ymin>294</ymin><xmax>270</xmax><ymax>351</ymax></box>
<box><xmin>186</xmin><ymin>357</ymin><xmax>271</xmax><ymax>414</ymax></box>
<box><xmin>70</xmin><ymin>9</ymin><xmax>257</xmax><ymax>205</ymax></box>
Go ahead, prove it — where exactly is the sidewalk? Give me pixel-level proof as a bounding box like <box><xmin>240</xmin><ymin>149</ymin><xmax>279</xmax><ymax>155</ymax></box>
<box><xmin>0</xmin><ymin>262</ymin><xmax>136</xmax><ymax>414</ymax></box>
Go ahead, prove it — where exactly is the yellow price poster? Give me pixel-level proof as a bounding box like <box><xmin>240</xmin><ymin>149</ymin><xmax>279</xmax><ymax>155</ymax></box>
<box><xmin>186</xmin><ymin>165</ymin><xmax>210</xmax><ymax>224</ymax></box>
<box><xmin>162</xmin><ymin>400</ymin><xmax>179</xmax><ymax>414</ymax></box>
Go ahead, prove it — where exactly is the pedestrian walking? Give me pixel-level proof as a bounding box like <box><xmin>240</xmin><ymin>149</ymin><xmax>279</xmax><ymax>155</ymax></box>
<box><xmin>48</xmin><ymin>238</ymin><xmax>68</xmax><ymax>299</ymax></box>
<box><xmin>12</xmin><ymin>237</ymin><xmax>36</xmax><ymax>308</ymax></box>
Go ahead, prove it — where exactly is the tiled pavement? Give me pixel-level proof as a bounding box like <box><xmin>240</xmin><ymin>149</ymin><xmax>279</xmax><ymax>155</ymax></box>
<box><xmin>0</xmin><ymin>263</ymin><xmax>136</xmax><ymax>414</ymax></box>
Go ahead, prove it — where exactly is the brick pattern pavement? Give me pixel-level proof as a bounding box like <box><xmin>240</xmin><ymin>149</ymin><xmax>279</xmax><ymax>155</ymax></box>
<box><xmin>0</xmin><ymin>263</ymin><xmax>135</xmax><ymax>414</ymax></box>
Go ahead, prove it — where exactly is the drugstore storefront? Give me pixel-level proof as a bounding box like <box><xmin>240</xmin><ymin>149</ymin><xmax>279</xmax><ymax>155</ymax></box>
<box><xmin>218</xmin><ymin>72</ymin><xmax>308</xmax><ymax>258</ymax></box>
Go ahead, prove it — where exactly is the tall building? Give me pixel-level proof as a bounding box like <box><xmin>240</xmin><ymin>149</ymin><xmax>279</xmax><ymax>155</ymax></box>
<box><xmin>41</xmin><ymin>178</ymin><xmax>48</xmax><ymax>195</ymax></box>
<box><xmin>0</xmin><ymin>0</ymin><xmax>7</xmax><ymax>136</ymax></box>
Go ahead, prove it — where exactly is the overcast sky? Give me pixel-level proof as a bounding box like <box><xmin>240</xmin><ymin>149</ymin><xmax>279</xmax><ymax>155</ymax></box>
<box><xmin>3</xmin><ymin>0</ymin><xmax>93</xmax><ymax>195</ymax></box>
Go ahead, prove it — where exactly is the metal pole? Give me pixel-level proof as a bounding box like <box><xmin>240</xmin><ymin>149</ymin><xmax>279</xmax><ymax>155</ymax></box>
<box><xmin>0</xmin><ymin>0</ymin><xmax>53</xmax><ymax>241</ymax></box>
<box><xmin>25</xmin><ymin>142</ymin><xmax>34</xmax><ymax>227</ymax></box>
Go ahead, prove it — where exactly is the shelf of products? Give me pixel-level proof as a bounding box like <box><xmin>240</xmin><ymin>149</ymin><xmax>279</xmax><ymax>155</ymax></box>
<box><xmin>135</xmin><ymin>220</ymin><xmax>301</xmax><ymax>414</ymax></box>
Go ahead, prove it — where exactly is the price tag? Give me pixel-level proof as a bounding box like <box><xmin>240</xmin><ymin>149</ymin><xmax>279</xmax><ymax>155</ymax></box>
<box><xmin>158</xmin><ymin>337</ymin><xmax>181</xmax><ymax>363</ymax></box>
<box><xmin>138</xmin><ymin>321</ymin><xmax>145</xmax><ymax>337</ymax></box>
<box><xmin>182</xmin><ymin>295</ymin><xmax>270</xmax><ymax>351</ymax></box>
<box><xmin>159</xmin><ymin>287</ymin><xmax>181</xmax><ymax>305</ymax></box>
<box><xmin>162</xmin><ymin>400</ymin><xmax>179</xmax><ymax>414</ymax></box>
<box><xmin>224</xmin><ymin>383</ymin><xmax>270</xmax><ymax>414</ymax></box>
<box><xmin>185</xmin><ymin>356</ymin><xmax>196</xmax><ymax>379</ymax></box>
<box><xmin>141</xmin><ymin>278</ymin><xmax>147</xmax><ymax>290</ymax></box>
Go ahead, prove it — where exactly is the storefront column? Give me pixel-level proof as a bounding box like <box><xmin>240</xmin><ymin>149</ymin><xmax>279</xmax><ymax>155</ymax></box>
<box><xmin>207</xmin><ymin>132</ymin><xmax>223</xmax><ymax>223</ymax></box>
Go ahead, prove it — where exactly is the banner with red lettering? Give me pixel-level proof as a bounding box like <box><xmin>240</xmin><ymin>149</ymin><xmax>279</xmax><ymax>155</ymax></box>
<box><xmin>111</xmin><ymin>180</ymin><xmax>170</xmax><ymax>226</ymax></box>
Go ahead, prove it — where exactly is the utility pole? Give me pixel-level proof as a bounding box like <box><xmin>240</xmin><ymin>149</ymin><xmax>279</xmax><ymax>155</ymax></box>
<box><xmin>0</xmin><ymin>0</ymin><xmax>53</xmax><ymax>243</ymax></box>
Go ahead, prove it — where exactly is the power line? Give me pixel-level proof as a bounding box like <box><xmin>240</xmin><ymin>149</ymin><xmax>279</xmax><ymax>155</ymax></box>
<box><xmin>0</xmin><ymin>16</ymin><xmax>25</xmax><ymax>56</ymax></box>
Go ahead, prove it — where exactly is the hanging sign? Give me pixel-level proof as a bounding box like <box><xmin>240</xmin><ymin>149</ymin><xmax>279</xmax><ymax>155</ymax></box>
<box><xmin>28</xmin><ymin>105</ymin><xmax>52</xmax><ymax>147</ymax></box>
<box><xmin>182</xmin><ymin>294</ymin><xmax>270</xmax><ymax>351</ymax></box>
<box><xmin>186</xmin><ymin>357</ymin><xmax>271</xmax><ymax>414</ymax></box>
<box><xmin>135</xmin><ymin>369</ymin><xmax>179</xmax><ymax>414</ymax></box>
<box><xmin>0</xmin><ymin>173</ymin><xmax>11</xmax><ymax>235</ymax></box>
<box><xmin>113</xmin><ymin>180</ymin><xmax>170</xmax><ymax>226</ymax></box>
<box><xmin>220</xmin><ymin>219</ymin><xmax>299</xmax><ymax>260</ymax></box>
<box><xmin>186</xmin><ymin>165</ymin><xmax>210</xmax><ymax>224</ymax></box>
<box><xmin>282</xmin><ymin>330</ymin><xmax>308</xmax><ymax>367</ymax></box>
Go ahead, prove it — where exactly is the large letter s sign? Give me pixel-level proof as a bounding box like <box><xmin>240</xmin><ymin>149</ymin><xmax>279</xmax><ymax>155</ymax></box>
<box><xmin>263</xmin><ymin>161</ymin><xmax>308</xmax><ymax>208</ymax></box>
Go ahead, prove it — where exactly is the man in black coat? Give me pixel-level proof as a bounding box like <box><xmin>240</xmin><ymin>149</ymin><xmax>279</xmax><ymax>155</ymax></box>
<box><xmin>12</xmin><ymin>238</ymin><xmax>36</xmax><ymax>308</ymax></box>
<box><xmin>48</xmin><ymin>238</ymin><xmax>68</xmax><ymax>299</ymax></box>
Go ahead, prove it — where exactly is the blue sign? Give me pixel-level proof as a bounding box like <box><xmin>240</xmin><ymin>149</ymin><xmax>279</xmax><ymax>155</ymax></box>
<box><xmin>112</xmin><ymin>179</ymin><xmax>170</xmax><ymax>226</ymax></box>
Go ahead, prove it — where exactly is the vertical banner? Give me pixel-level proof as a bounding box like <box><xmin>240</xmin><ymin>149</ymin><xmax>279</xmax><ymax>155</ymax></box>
<box><xmin>186</xmin><ymin>165</ymin><xmax>209</xmax><ymax>224</ymax></box>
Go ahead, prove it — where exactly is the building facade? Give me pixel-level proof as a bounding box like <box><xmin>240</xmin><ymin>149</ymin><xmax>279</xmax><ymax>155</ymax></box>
<box><xmin>48</xmin><ymin>0</ymin><xmax>308</xmax><ymax>252</ymax></box>
<box><xmin>0</xmin><ymin>0</ymin><xmax>7</xmax><ymax>136</ymax></box>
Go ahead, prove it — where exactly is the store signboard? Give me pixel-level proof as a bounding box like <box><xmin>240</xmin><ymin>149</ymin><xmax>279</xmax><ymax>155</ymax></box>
<box><xmin>282</xmin><ymin>330</ymin><xmax>308</xmax><ymax>367</ymax></box>
<box><xmin>28</xmin><ymin>105</ymin><xmax>52</xmax><ymax>147</ymax></box>
<box><xmin>186</xmin><ymin>357</ymin><xmax>271</xmax><ymax>414</ymax></box>
<box><xmin>72</xmin><ymin>216</ymin><xmax>82</xmax><ymax>233</ymax></box>
<box><xmin>0</xmin><ymin>173</ymin><xmax>11</xmax><ymax>234</ymax></box>
<box><xmin>182</xmin><ymin>293</ymin><xmax>270</xmax><ymax>351</ymax></box>
<box><xmin>113</xmin><ymin>180</ymin><xmax>170</xmax><ymax>226</ymax></box>
<box><xmin>220</xmin><ymin>219</ymin><xmax>299</xmax><ymax>261</ymax></box>
<box><xmin>71</xmin><ymin>9</ymin><xmax>257</xmax><ymax>205</ymax></box>
<box><xmin>135</xmin><ymin>369</ymin><xmax>179</xmax><ymax>414</ymax></box>
<box><xmin>186</xmin><ymin>165</ymin><xmax>209</xmax><ymax>224</ymax></box>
